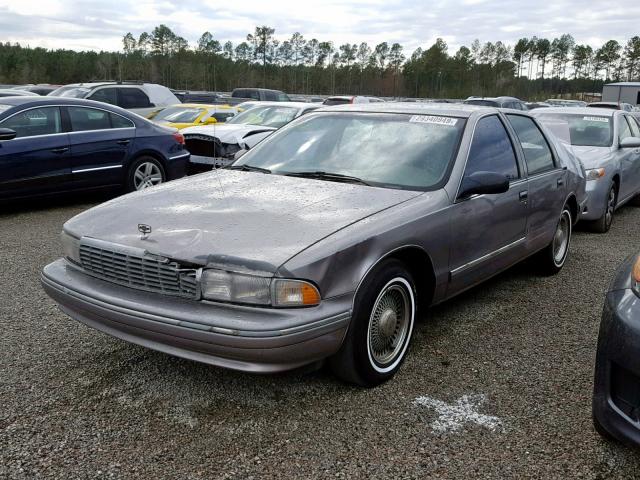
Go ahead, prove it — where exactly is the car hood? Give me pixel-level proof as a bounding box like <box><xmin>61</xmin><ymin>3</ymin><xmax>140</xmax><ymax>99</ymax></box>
<box><xmin>181</xmin><ymin>123</ymin><xmax>277</xmax><ymax>145</ymax></box>
<box><xmin>570</xmin><ymin>145</ymin><xmax>614</xmax><ymax>169</ymax></box>
<box><xmin>64</xmin><ymin>171</ymin><xmax>421</xmax><ymax>273</ymax></box>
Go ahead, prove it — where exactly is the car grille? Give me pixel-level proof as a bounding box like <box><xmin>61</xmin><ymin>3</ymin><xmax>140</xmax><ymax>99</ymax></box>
<box><xmin>79</xmin><ymin>239</ymin><xmax>198</xmax><ymax>299</ymax></box>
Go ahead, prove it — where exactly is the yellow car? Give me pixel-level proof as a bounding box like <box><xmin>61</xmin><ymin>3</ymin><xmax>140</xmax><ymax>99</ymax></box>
<box><xmin>147</xmin><ymin>104</ymin><xmax>238</xmax><ymax>130</ymax></box>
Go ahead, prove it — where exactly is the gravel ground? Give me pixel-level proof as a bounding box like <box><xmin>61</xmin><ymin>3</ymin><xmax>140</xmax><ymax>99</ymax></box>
<box><xmin>2</xmin><ymin>195</ymin><xmax>640</xmax><ymax>479</ymax></box>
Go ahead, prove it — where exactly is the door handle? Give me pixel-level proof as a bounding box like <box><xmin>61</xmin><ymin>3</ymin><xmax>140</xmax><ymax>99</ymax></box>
<box><xmin>116</xmin><ymin>139</ymin><xmax>131</xmax><ymax>146</ymax></box>
<box><xmin>557</xmin><ymin>178</ymin><xmax>564</xmax><ymax>186</ymax></box>
<box><xmin>50</xmin><ymin>147</ymin><xmax>69</xmax><ymax>154</ymax></box>
<box><xmin>519</xmin><ymin>190</ymin><xmax>528</xmax><ymax>203</ymax></box>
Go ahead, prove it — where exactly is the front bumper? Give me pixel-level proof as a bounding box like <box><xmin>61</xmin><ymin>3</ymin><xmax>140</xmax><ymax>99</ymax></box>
<box><xmin>41</xmin><ymin>259</ymin><xmax>351</xmax><ymax>373</ymax></box>
<box><xmin>593</xmin><ymin>286</ymin><xmax>640</xmax><ymax>447</ymax></box>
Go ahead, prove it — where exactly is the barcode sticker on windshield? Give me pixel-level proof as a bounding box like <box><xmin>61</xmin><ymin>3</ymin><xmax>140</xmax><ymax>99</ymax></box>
<box><xmin>583</xmin><ymin>116</ymin><xmax>608</xmax><ymax>123</ymax></box>
<box><xmin>409</xmin><ymin>115</ymin><xmax>458</xmax><ymax>126</ymax></box>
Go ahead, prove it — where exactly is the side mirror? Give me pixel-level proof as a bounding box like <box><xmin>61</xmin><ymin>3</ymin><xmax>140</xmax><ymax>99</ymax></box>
<box><xmin>619</xmin><ymin>137</ymin><xmax>640</xmax><ymax>149</ymax></box>
<box><xmin>203</xmin><ymin>117</ymin><xmax>217</xmax><ymax>125</ymax></box>
<box><xmin>459</xmin><ymin>171</ymin><xmax>509</xmax><ymax>199</ymax></box>
<box><xmin>0</xmin><ymin>128</ymin><xmax>16</xmax><ymax>141</ymax></box>
<box><xmin>234</xmin><ymin>149</ymin><xmax>248</xmax><ymax>161</ymax></box>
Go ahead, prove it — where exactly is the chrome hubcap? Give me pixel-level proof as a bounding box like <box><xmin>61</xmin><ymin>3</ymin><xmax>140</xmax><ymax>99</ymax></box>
<box><xmin>553</xmin><ymin>211</ymin><xmax>570</xmax><ymax>265</ymax></box>
<box><xmin>134</xmin><ymin>162</ymin><xmax>163</xmax><ymax>190</ymax></box>
<box><xmin>605</xmin><ymin>188</ymin><xmax>615</xmax><ymax>228</ymax></box>
<box><xmin>368</xmin><ymin>283</ymin><xmax>411</xmax><ymax>367</ymax></box>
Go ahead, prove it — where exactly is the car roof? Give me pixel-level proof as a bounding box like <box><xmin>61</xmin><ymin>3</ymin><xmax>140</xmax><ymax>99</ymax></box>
<box><xmin>530</xmin><ymin>106</ymin><xmax>616</xmax><ymax>116</ymax></box>
<box><xmin>316</xmin><ymin>102</ymin><xmax>506</xmax><ymax>118</ymax></box>
<box><xmin>0</xmin><ymin>96</ymin><xmax>134</xmax><ymax>112</ymax></box>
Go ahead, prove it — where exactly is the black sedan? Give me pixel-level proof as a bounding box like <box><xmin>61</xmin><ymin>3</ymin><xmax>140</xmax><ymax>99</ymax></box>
<box><xmin>0</xmin><ymin>97</ymin><xmax>189</xmax><ymax>201</ymax></box>
<box><xmin>593</xmin><ymin>253</ymin><xmax>640</xmax><ymax>446</ymax></box>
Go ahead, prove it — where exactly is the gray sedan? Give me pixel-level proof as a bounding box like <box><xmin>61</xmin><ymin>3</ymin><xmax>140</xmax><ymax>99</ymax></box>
<box><xmin>42</xmin><ymin>104</ymin><xmax>584</xmax><ymax>386</ymax></box>
<box><xmin>532</xmin><ymin>107</ymin><xmax>640</xmax><ymax>232</ymax></box>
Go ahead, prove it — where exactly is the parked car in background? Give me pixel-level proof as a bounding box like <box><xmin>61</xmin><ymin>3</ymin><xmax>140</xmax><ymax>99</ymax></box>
<box><xmin>13</xmin><ymin>84</ymin><xmax>60</xmax><ymax>96</ymax></box>
<box><xmin>588</xmin><ymin>102</ymin><xmax>635</xmax><ymax>112</ymax></box>
<box><xmin>0</xmin><ymin>97</ymin><xmax>189</xmax><ymax>200</ymax></box>
<box><xmin>231</xmin><ymin>88</ymin><xmax>291</xmax><ymax>102</ymax></box>
<box><xmin>532</xmin><ymin>108</ymin><xmax>640</xmax><ymax>232</ymax></box>
<box><xmin>464</xmin><ymin>96</ymin><xmax>528</xmax><ymax>110</ymax></box>
<box><xmin>526</xmin><ymin>102</ymin><xmax>552</xmax><ymax>110</ymax></box>
<box><xmin>42</xmin><ymin>103</ymin><xmax>583</xmax><ymax>386</ymax></box>
<box><xmin>593</xmin><ymin>253</ymin><xmax>640</xmax><ymax>447</ymax></box>
<box><xmin>0</xmin><ymin>89</ymin><xmax>35</xmax><ymax>98</ymax></box>
<box><xmin>322</xmin><ymin>96</ymin><xmax>385</xmax><ymax>106</ymax></box>
<box><xmin>183</xmin><ymin>101</ymin><xmax>318</xmax><ymax>172</ymax></box>
<box><xmin>546</xmin><ymin>99</ymin><xmax>588</xmax><ymax>108</ymax></box>
<box><xmin>148</xmin><ymin>104</ymin><xmax>237</xmax><ymax>129</ymax></box>
<box><xmin>48</xmin><ymin>81</ymin><xmax>179</xmax><ymax>116</ymax></box>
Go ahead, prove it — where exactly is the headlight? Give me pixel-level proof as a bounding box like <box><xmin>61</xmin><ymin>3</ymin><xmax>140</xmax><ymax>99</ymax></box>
<box><xmin>200</xmin><ymin>270</ymin><xmax>321</xmax><ymax>307</ymax></box>
<box><xmin>61</xmin><ymin>231</ymin><xmax>81</xmax><ymax>264</ymax></box>
<box><xmin>586</xmin><ymin>168</ymin><xmax>605</xmax><ymax>181</ymax></box>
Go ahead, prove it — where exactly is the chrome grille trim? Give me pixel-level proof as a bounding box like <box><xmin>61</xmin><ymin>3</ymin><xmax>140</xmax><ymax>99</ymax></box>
<box><xmin>79</xmin><ymin>238</ymin><xmax>198</xmax><ymax>299</ymax></box>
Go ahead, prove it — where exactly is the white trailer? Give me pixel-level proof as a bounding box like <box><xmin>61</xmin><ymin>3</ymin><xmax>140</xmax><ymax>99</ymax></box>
<box><xmin>602</xmin><ymin>82</ymin><xmax>640</xmax><ymax>106</ymax></box>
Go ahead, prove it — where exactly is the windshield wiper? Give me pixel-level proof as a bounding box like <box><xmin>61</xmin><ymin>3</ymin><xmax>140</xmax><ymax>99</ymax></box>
<box><xmin>283</xmin><ymin>171</ymin><xmax>371</xmax><ymax>186</ymax></box>
<box><xmin>228</xmin><ymin>164</ymin><xmax>271</xmax><ymax>174</ymax></box>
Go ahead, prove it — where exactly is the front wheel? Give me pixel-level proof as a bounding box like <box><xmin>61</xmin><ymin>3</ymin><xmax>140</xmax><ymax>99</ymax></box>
<box><xmin>589</xmin><ymin>185</ymin><xmax>616</xmax><ymax>233</ymax></box>
<box><xmin>126</xmin><ymin>156</ymin><xmax>166</xmax><ymax>192</ymax></box>
<box><xmin>330</xmin><ymin>259</ymin><xmax>416</xmax><ymax>387</ymax></box>
<box><xmin>538</xmin><ymin>206</ymin><xmax>572</xmax><ymax>276</ymax></box>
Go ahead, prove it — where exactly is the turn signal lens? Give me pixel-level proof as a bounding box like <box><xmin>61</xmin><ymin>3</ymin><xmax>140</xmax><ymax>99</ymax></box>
<box><xmin>633</xmin><ymin>257</ymin><xmax>640</xmax><ymax>283</ymax></box>
<box><xmin>273</xmin><ymin>279</ymin><xmax>321</xmax><ymax>307</ymax></box>
<box><xmin>586</xmin><ymin>168</ymin><xmax>605</xmax><ymax>181</ymax></box>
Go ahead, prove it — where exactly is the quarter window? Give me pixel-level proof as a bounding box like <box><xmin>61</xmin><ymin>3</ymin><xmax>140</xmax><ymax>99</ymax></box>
<box><xmin>88</xmin><ymin>88</ymin><xmax>118</xmax><ymax>105</ymax></box>
<box><xmin>0</xmin><ymin>107</ymin><xmax>62</xmax><ymax>138</ymax></box>
<box><xmin>110</xmin><ymin>113</ymin><xmax>134</xmax><ymax>128</ymax></box>
<box><xmin>464</xmin><ymin>115</ymin><xmax>519</xmax><ymax>181</ymax></box>
<box><xmin>506</xmin><ymin>115</ymin><xmax>555</xmax><ymax>175</ymax></box>
<box><xmin>118</xmin><ymin>88</ymin><xmax>151</xmax><ymax>109</ymax></box>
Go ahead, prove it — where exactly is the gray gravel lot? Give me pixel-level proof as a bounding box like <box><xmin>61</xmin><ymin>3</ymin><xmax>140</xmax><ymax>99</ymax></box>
<box><xmin>1</xmin><ymin>195</ymin><xmax>640</xmax><ymax>479</ymax></box>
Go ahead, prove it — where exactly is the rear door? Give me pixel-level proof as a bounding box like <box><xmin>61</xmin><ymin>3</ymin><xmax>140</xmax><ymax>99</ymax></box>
<box><xmin>506</xmin><ymin>114</ymin><xmax>567</xmax><ymax>251</ymax></box>
<box><xmin>0</xmin><ymin>106</ymin><xmax>71</xmax><ymax>199</ymax></box>
<box><xmin>623</xmin><ymin>114</ymin><xmax>640</xmax><ymax>198</ymax></box>
<box><xmin>448</xmin><ymin>114</ymin><xmax>528</xmax><ymax>294</ymax></box>
<box><xmin>65</xmin><ymin>105</ymin><xmax>135</xmax><ymax>189</ymax></box>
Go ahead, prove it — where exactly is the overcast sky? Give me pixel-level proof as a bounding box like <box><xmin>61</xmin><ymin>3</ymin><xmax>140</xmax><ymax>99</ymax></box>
<box><xmin>1</xmin><ymin>0</ymin><xmax>639</xmax><ymax>55</ymax></box>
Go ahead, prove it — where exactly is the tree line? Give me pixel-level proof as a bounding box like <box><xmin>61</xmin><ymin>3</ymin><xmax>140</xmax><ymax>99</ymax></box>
<box><xmin>1</xmin><ymin>24</ymin><xmax>639</xmax><ymax>100</ymax></box>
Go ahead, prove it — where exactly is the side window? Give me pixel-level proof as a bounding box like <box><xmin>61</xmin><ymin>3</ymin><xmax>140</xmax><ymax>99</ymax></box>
<box><xmin>506</xmin><ymin>115</ymin><xmax>555</xmax><ymax>175</ymax></box>
<box><xmin>0</xmin><ymin>107</ymin><xmax>62</xmax><ymax>138</ymax></box>
<box><xmin>88</xmin><ymin>88</ymin><xmax>118</xmax><ymax>105</ymax></box>
<box><xmin>119</xmin><ymin>88</ymin><xmax>151</xmax><ymax>109</ymax></box>
<box><xmin>619</xmin><ymin>115</ymin><xmax>634</xmax><ymax>143</ymax></box>
<box><xmin>625</xmin><ymin>116</ymin><xmax>640</xmax><ymax>137</ymax></box>
<box><xmin>464</xmin><ymin>115</ymin><xmax>519</xmax><ymax>181</ymax></box>
<box><xmin>68</xmin><ymin>107</ymin><xmax>111</xmax><ymax>131</ymax></box>
<box><xmin>110</xmin><ymin>113</ymin><xmax>134</xmax><ymax>129</ymax></box>
<box><xmin>264</xmin><ymin>91</ymin><xmax>278</xmax><ymax>101</ymax></box>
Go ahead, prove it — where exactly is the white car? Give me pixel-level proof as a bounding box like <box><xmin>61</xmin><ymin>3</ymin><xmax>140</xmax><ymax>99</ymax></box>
<box><xmin>183</xmin><ymin>102</ymin><xmax>319</xmax><ymax>172</ymax></box>
<box><xmin>48</xmin><ymin>82</ymin><xmax>179</xmax><ymax>116</ymax></box>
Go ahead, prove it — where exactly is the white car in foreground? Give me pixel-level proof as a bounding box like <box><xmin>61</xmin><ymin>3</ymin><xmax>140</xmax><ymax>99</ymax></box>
<box><xmin>183</xmin><ymin>102</ymin><xmax>318</xmax><ymax>172</ymax></box>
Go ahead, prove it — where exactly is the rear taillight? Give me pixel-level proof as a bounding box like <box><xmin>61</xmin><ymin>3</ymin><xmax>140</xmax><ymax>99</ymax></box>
<box><xmin>173</xmin><ymin>132</ymin><xmax>185</xmax><ymax>145</ymax></box>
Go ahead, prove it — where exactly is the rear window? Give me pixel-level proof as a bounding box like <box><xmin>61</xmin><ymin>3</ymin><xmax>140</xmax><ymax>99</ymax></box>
<box><xmin>464</xmin><ymin>99</ymin><xmax>500</xmax><ymax>107</ymax></box>
<box><xmin>323</xmin><ymin>97</ymin><xmax>351</xmax><ymax>106</ymax></box>
<box><xmin>536</xmin><ymin>114</ymin><xmax>613</xmax><ymax>147</ymax></box>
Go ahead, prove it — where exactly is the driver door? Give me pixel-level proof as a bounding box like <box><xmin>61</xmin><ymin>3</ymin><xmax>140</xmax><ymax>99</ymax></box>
<box><xmin>448</xmin><ymin>114</ymin><xmax>528</xmax><ymax>295</ymax></box>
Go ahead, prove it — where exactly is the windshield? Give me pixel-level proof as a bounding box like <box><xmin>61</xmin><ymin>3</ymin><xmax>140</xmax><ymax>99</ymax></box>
<box><xmin>536</xmin><ymin>114</ymin><xmax>613</xmax><ymax>147</ymax></box>
<box><xmin>236</xmin><ymin>112</ymin><xmax>466</xmax><ymax>191</ymax></box>
<box><xmin>154</xmin><ymin>106</ymin><xmax>204</xmax><ymax>123</ymax></box>
<box><xmin>228</xmin><ymin>105</ymin><xmax>298</xmax><ymax>128</ymax></box>
<box><xmin>49</xmin><ymin>86</ymin><xmax>91</xmax><ymax>98</ymax></box>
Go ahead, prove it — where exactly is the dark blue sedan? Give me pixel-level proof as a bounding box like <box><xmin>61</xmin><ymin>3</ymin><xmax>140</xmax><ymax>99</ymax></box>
<box><xmin>0</xmin><ymin>97</ymin><xmax>189</xmax><ymax>200</ymax></box>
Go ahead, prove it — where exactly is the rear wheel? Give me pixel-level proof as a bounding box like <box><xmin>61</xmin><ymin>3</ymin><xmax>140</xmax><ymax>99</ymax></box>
<box><xmin>330</xmin><ymin>259</ymin><xmax>416</xmax><ymax>386</ymax></box>
<box><xmin>538</xmin><ymin>206</ymin><xmax>572</xmax><ymax>276</ymax></box>
<box><xmin>126</xmin><ymin>156</ymin><xmax>166</xmax><ymax>192</ymax></box>
<box><xmin>589</xmin><ymin>184</ymin><xmax>616</xmax><ymax>233</ymax></box>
